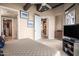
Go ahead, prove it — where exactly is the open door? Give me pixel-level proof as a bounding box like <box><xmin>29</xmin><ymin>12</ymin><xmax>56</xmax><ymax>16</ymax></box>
<box><xmin>41</xmin><ymin>19</ymin><xmax>48</xmax><ymax>39</ymax></box>
<box><xmin>35</xmin><ymin>15</ymin><xmax>41</xmax><ymax>40</ymax></box>
<box><xmin>2</xmin><ymin>19</ymin><xmax>12</xmax><ymax>41</ymax></box>
<box><xmin>1</xmin><ymin>17</ymin><xmax>17</xmax><ymax>41</ymax></box>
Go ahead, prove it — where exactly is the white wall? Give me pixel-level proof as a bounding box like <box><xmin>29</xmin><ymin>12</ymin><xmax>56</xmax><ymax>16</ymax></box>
<box><xmin>55</xmin><ymin>15</ymin><xmax>63</xmax><ymax>30</ymax></box>
<box><xmin>12</xmin><ymin>18</ymin><xmax>17</xmax><ymax>39</ymax></box>
<box><xmin>27</xmin><ymin>5</ymin><xmax>56</xmax><ymax>39</ymax></box>
<box><xmin>76</xmin><ymin>4</ymin><xmax>79</xmax><ymax>24</ymax></box>
<box><xmin>48</xmin><ymin>16</ymin><xmax>55</xmax><ymax>39</ymax></box>
<box><xmin>0</xmin><ymin>4</ymin><xmax>65</xmax><ymax>40</ymax></box>
<box><xmin>17</xmin><ymin>11</ymin><xmax>28</xmax><ymax>39</ymax></box>
<box><xmin>0</xmin><ymin>13</ymin><xmax>1</xmax><ymax>36</ymax></box>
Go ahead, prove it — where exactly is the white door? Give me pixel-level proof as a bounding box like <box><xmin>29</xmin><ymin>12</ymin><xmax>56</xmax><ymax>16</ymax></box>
<box><xmin>35</xmin><ymin>15</ymin><xmax>41</xmax><ymax>40</ymax></box>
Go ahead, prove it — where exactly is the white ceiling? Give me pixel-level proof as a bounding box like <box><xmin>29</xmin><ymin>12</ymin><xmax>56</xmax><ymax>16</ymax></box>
<box><xmin>1</xmin><ymin>7</ymin><xmax>18</xmax><ymax>18</ymax></box>
<box><xmin>0</xmin><ymin>3</ymin><xmax>26</xmax><ymax>10</ymax></box>
<box><xmin>0</xmin><ymin>3</ymin><xmax>26</xmax><ymax>18</ymax></box>
<box><xmin>0</xmin><ymin>3</ymin><xmax>25</xmax><ymax>7</ymax></box>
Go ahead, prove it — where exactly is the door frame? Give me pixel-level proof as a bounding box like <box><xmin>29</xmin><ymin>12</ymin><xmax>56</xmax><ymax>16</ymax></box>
<box><xmin>41</xmin><ymin>16</ymin><xmax>49</xmax><ymax>40</ymax></box>
<box><xmin>0</xmin><ymin>6</ymin><xmax>18</xmax><ymax>39</ymax></box>
<box><xmin>41</xmin><ymin>18</ymin><xmax>48</xmax><ymax>39</ymax></box>
<box><xmin>1</xmin><ymin>17</ymin><xmax>18</xmax><ymax>39</ymax></box>
<box><xmin>1</xmin><ymin>17</ymin><xmax>13</xmax><ymax>38</ymax></box>
<box><xmin>34</xmin><ymin>15</ymin><xmax>49</xmax><ymax>40</ymax></box>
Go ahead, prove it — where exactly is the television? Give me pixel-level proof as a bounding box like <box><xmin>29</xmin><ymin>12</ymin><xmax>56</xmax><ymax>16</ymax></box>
<box><xmin>64</xmin><ymin>24</ymin><xmax>79</xmax><ymax>39</ymax></box>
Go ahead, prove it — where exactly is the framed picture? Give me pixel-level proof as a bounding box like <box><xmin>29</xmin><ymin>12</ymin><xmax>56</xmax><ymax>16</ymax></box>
<box><xmin>20</xmin><ymin>10</ymin><xmax>29</xmax><ymax>19</ymax></box>
<box><xmin>27</xmin><ymin>20</ymin><xmax>34</xmax><ymax>28</ymax></box>
<box><xmin>65</xmin><ymin>9</ymin><xmax>75</xmax><ymax>25</ymax></box>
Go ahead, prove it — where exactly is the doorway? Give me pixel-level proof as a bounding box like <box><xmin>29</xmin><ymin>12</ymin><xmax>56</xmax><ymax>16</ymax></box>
<box><xmin>2</xmin><ymin>18</ymin><xmax>12</xmax><ymax>41</ymax></box>
<box><xmin>34</xmin><ymin>15</ymin><xmax>48</xmax><ymax>40</ymax></box>
<box><xmin>0</xmin><ymin>7</ymin><xmax>18</xmax><ymax>41</ymax></box>
<box><xmin>41</xmin><ymin>19</ymin><xmax>48</xmax><ymax>39</ymax></box>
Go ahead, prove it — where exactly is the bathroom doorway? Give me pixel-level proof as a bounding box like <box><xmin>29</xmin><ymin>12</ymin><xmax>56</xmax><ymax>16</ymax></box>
<box><xmin>41</xmin><ymin>18</ymin><xmax>48</xmax><ymax>39</ymax></box>
<box><xmin>2</xmin><ymin>18</ymin><xmax>12</xmax><ymax>41</ymax></box>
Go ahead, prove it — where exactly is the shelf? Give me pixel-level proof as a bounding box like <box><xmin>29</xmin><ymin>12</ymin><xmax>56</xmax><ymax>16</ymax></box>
<box><xmin>63</xmin><ymin>38</ymin><xmax>74</xmax><ymax>56</ymax></box>
<box><xmin>63</xmin><ymin>42</ymin><xmax>74</xmax><ymax>48</ymax></box>
<box><xmin>66</xmin><ymin>51</ymin><xmax>73</xmax><ymax>56</ymax></box>
<box><xmin>63</xmin><ymin>39</ymin><xmax>74</xmax><ymax>44</ymax></box>
<box><xmin>68</xmin><ymin>49</ymin><xmax>74</xmax><ymax>54</ymax></box>
<box><xmin>64</xmin><ymin>47</ymin><xmax>73</xmax><ymax>56</ymax></box>
<box><xmin>64</xmin><ymin>45</ymin><xmax>73</xmax><ymax>52</ymax></box>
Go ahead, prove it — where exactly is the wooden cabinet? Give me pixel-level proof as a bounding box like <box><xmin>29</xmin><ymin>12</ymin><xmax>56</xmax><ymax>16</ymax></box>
<box><xmin>55</xmin><ymin>30</ymin><xmax>63</xmax><ymax>39</ymax></box>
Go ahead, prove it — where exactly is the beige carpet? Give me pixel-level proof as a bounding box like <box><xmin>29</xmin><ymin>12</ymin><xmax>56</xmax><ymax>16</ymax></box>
<box><xmin>37</xmin><ymin>39</ymin><xmax>67</xmax><ymax>56</ymax></box>
<box><xmin>2</xmin><ymin>39</ymin><xmax>67</xmax><ymax>56</ymax></box>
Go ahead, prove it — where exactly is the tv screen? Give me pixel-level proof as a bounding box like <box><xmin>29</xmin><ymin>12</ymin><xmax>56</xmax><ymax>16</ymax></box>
<box><xmin>64</xmin><ymin>24</ymin><xmax>79</xmax><ymax>39</ymax></box>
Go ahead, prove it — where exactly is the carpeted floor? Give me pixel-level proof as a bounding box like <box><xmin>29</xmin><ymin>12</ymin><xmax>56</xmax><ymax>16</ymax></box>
<box><xmin>37</xmin><ymin>39</ymin><xmax>67</xmax><ymax>56</ymax></box>
<box><xmin>2</xmin><ymin>39</ymin><xmax>67</xmax><ymax>56</ymax></box>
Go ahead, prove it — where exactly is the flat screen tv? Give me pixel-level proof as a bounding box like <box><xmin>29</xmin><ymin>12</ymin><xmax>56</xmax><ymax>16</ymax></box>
<box><xmin>64</xmin><ymin>24</ymin><xmax>79</xmax><ymax>39</ymax></box>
